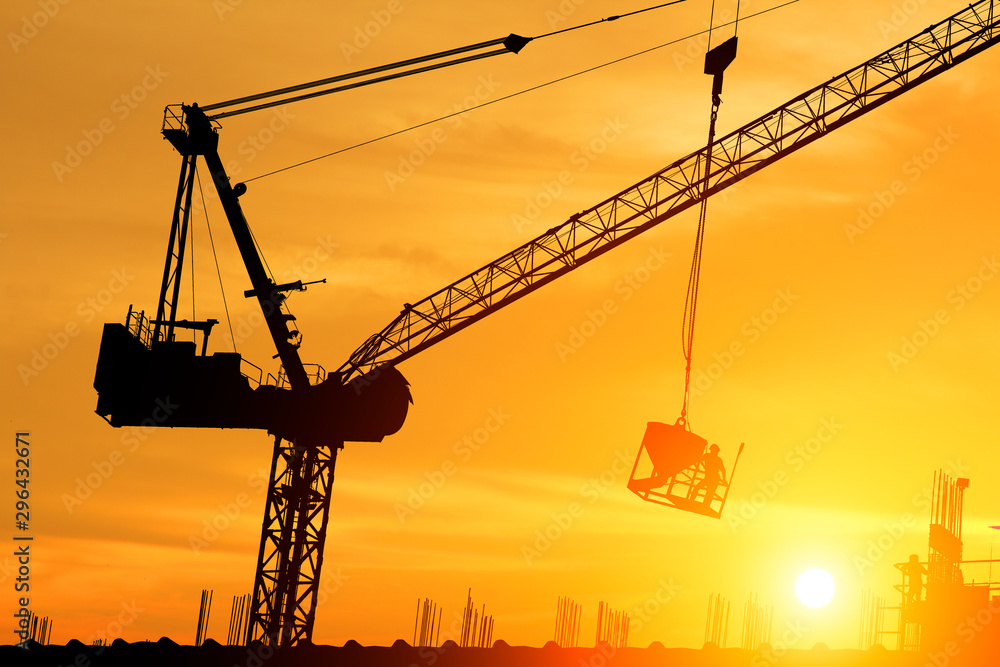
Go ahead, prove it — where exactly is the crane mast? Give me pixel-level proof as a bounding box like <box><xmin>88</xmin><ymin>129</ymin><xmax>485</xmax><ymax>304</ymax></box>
<box><xmin>93</xmin><ymin>0</ymin><xmax>998</xmax><ymax>647</ymax></box>
<box><xmin>161</xmin><ymin>104</ymin><xmax>340</xmax><ymax>645</ymax></box>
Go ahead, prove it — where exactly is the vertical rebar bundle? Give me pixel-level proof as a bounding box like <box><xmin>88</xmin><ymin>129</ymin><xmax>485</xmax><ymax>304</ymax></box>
<box><xmin>554</xmin><ymin>597</ymin><xmax>581</xmax><ymax>647</ymax></box>
<box><xmin>704</xmin><ymin>593</ymin><xmax>730</xmax><ymax>648</ymax></box>
<box><xmin>413</xmin><ymin>597</ymin><xmax>443</xmax><ymax>647</ymax></box>
<box><xmin>26</xmin><ymin>612</ymin><xmax>53</xmax><ymax>645</ymax></box>
<box><xmin>595</xmin><ymin>601</ymin><xmax>630</xmax><ymax>648</ymax></box>
<box><xmin>228</xmin><ymin>593</ymin><xmax>252</xmax><ymax>646</ymax></box>
<box><xmin>859</xmin><ymin>589</ymin><xmax>886</xmax><ymax>650</ymax></box>
<box><xmin>928</xmin><ymin>471</ymin><xmax>969</xmax><ymax>586</ymax></box>
<box><xmin>195</xmin><ymin>589</ymin><xmax>213</xmax><ymax>646</ymax></box>
<box><xmin>461</xmin><ymin>590</ymin><xmax>472</xmax><ymax>647</ymax></box>
<box><xmin>740</xmin><ymin>593</ymin><xmax>771</xmax><ymax>650</ymax></box>
<box><xmin>458</xmin><ymin>589</ymin><xmax>494</xmax><ymax>647</ymax></box>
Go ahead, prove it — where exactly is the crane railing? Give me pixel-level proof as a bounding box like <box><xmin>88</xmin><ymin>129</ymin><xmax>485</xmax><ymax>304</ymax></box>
<box><xmin>339</xmin><ymin>0</ymin><xmax>999</xmax><ymax>382</ymax></box>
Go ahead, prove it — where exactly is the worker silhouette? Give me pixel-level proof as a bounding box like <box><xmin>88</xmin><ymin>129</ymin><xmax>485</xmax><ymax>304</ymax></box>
<box><xmin>901</xmin><ymin>554</ymin><xmax>926</xmax><ymax>606</ymax></box>
<box><xmin>689</xmin><ymin>444</ymin><xmax>726</xmax><ymax>503</ymax></box>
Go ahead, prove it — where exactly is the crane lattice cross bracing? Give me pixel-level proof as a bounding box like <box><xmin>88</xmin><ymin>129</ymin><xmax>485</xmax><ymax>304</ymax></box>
<box><xmin>339</xmin><ymin>0</ymin><xmax>1000</xmax><ymax>383</ymax></box>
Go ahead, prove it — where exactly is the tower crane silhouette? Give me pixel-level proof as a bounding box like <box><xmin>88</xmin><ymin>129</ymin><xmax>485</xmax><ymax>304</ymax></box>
<box><xmin>93</xmin><ymin>1</ymin><xmax>1000</xmax><ymax>646</ymax></box>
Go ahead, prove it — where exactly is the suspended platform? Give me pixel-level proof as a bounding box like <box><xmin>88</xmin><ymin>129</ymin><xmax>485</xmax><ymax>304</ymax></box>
<box><xmin>627</xmin><ymin>420</ymin><xmax>742</xmax><ymax>519</ymax></box>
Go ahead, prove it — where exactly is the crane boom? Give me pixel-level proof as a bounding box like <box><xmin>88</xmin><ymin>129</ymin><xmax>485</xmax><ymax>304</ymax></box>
<box><xmin>339</xmin><ymin>0</ymin><xmax>999</xmax><ymax>383</ymax></box>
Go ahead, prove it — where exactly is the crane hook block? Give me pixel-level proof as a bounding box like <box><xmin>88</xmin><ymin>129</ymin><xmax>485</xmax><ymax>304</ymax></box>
<box><xmin>704</xmin><ymin>36</ymin><xmax>738</xmax><ymax>76</ymax></box>
<box><xmin>626</xmin><ymin>420</ymin><xmax>742</xmax><ymax>519</ymax></box>
<box><xmin>704</xmin><ymin>36</ymin><xmax>738</xmax><ymax>102</ymax></box>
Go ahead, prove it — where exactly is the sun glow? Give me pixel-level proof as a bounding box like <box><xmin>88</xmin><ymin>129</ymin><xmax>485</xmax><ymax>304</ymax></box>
<box><xmin>795</xmin><ymin>569</ymin><xmax>835</xmax><ymax>608</ymax></box>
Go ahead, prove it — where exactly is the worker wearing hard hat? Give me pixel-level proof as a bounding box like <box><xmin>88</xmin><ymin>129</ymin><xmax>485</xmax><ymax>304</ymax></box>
<box><xmin>690</xmin><ymin>444</ymin><xmax>727</xmax><ymax>504</ymax></box>
<box><xmin>901</xmin><ymin>554</ymin><xmax>926</xmax><ymax>607</ymax></box>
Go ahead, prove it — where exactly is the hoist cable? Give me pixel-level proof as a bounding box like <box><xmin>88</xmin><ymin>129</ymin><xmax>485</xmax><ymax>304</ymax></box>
<box><xmin>195</xmin><ymin>167</ymin><xmax>238</xmax><ymax>354</ymax></box>
<box><xmin>707</xmin><ymin>0</ymin><xmax>718</xmax><ymax>51</ymax></box>
<box><xmin>245</xmin><ymin>223</ymin><xmax>300</xmax><ymax>345</ymax></box>
<box><xmin>679</xmin><ymin>105</ymin><xmax>716</xmax><ymax>423</ymax></box>
<box><xmin>243</xmin><ymin>0</ymin><xmax>798</xmax><ymax>184</ymax></box>
<box><xmin>680</xmin><ymin>0</ymin><xmax>740</xmax><ymax>423</ymax></box>
<box><xmin>536</xmin><ymin>1</ymin><xmax>688</xmax><ymax>39</ymax></box>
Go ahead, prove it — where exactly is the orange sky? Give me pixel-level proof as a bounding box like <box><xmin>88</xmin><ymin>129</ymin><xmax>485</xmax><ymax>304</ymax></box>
<box><xmin>3</xmin><ymin>0</ymin><xmax>1000</xmax><ymax>650</ymax></box>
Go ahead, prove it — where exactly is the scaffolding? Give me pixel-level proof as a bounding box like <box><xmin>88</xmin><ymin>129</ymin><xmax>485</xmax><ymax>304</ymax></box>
<box><xmin>890</xmin><ymin>472</ymin><xmax>1000</xmax><ymax>655</ymax></box>
<box><xmin>860</xmin><ymin>589</ymin><xmax>886</xmax><ymax>650</ymax></box>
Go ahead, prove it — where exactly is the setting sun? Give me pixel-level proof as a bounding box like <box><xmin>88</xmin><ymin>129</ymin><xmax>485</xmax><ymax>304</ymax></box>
<box><xmin>795</xmin><ymin>569</ymin><xmax>835</xmax><ymax>608</ymax></box>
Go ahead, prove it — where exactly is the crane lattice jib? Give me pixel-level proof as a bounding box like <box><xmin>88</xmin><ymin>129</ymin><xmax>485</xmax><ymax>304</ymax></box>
<box><xmin>340</xmin><ymin>1</ymin><xmax>999</xmax><ymax>381</ymax></box>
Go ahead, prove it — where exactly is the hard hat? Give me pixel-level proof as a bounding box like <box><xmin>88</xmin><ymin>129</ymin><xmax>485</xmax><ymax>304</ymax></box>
<box><xmin>709</xmin><ymin>444</ymin><xmax>720</xmax><ymax>453</ymax></box>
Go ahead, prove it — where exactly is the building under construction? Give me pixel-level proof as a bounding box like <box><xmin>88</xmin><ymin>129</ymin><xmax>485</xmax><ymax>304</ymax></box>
<box><xmin>870</xmin><ymin>472</ymin><xmax>1000</xmax><ymax>663</ymax></box>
